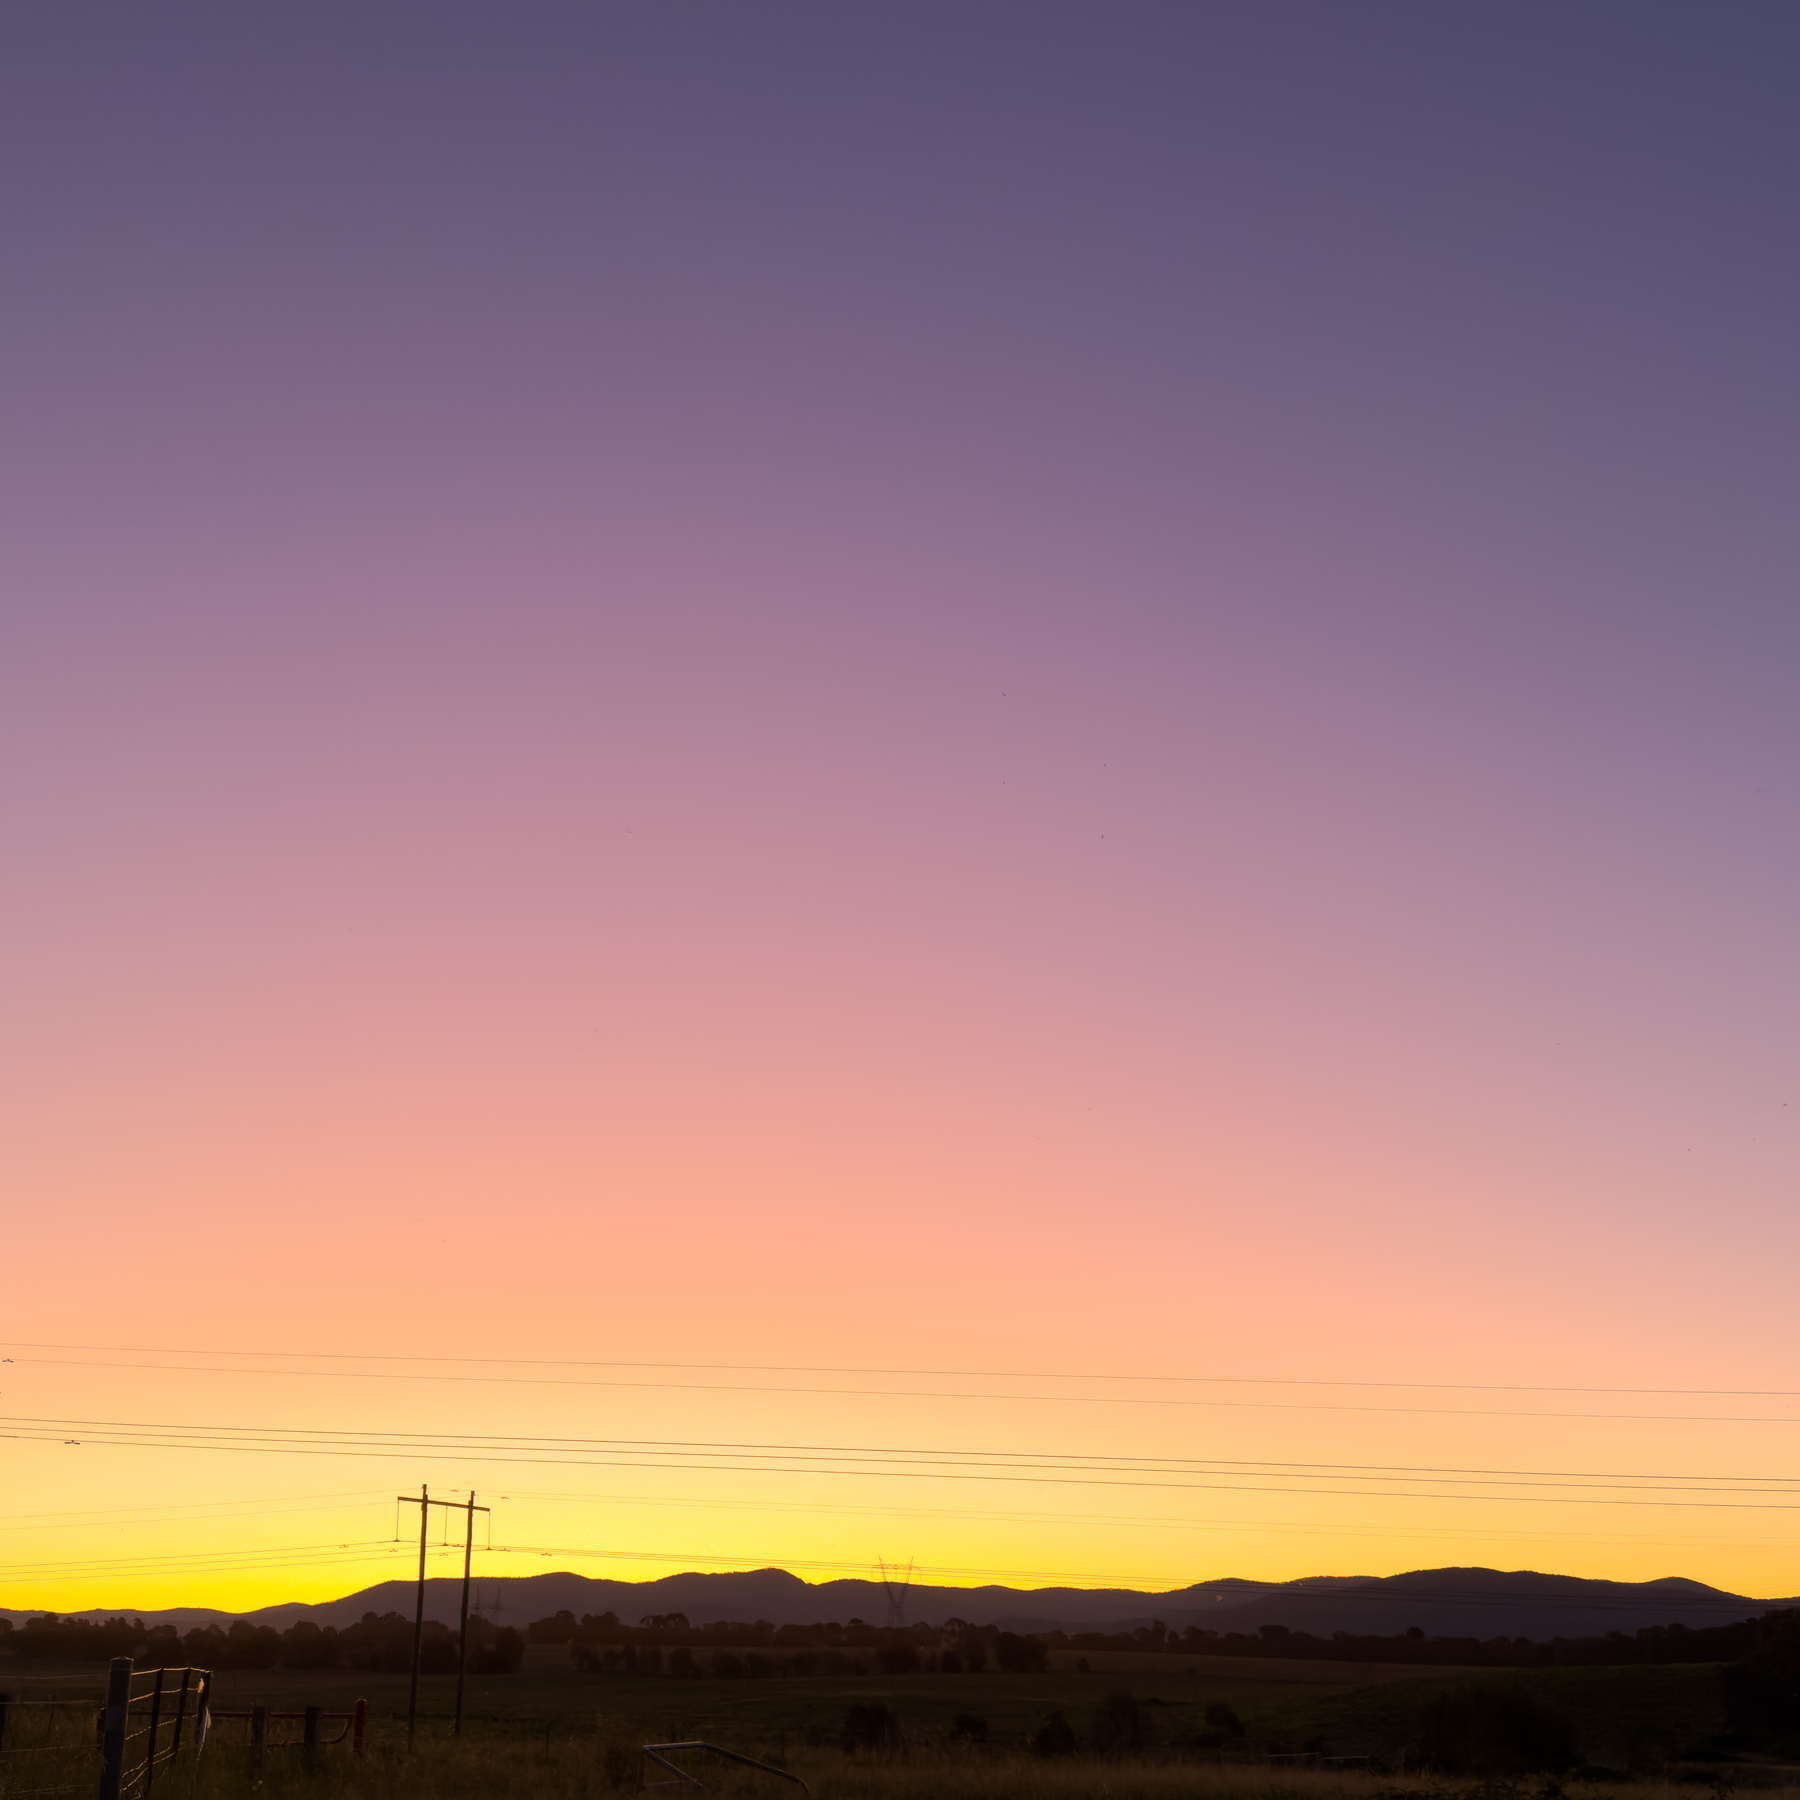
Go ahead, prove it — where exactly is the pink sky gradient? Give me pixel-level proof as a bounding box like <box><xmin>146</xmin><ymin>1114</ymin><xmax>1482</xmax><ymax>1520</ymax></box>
<box><xmin>2</xmin><ymin>3</ymin><xmax>1797</xmax><ymax>1610</ymax></box>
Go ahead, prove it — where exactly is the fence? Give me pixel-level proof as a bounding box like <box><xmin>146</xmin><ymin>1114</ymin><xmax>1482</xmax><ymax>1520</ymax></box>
<box><xmin>0</xmin><ymin>1676</ymin><xmax>107</xmax><ymax>1800</ymax></box>
<box><xmin>3</xmin><ymin>1660</ymin><xmax>371</xmax><ymax>1800</ymax></box>
<box><xmin>204</xmin><ymin>1701</ymin><xmax>367</xmax><ymax>1775</ymax></box>
<box><xmin>98</xmin><ymin>1660</ymin><xmax>212</xmax><ymax>1800</ymax></box>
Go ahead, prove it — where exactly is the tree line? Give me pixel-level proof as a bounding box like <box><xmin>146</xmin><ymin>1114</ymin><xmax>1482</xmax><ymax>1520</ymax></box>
<box><xmin>516</xmin><ymin>1603</ymin><xmax>1800</xmax><ymax>1673</ymax></box>
<box><xmin>1037</xmin><ymin>1607</ymin><xmax>1800</xmax><ymax>1672</ymax></box>
<box><xmin>0</xmin><ymin>1611</ymin><xmax>524</xmax><ymax>1674</ymax></box>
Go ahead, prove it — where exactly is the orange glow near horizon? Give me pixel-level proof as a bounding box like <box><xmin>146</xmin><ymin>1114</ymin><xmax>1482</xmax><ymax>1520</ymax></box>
<box><xmin>5</xmin><ymin>7</ymin><xmax>1799</xmax><ymax>1623</ymax></box>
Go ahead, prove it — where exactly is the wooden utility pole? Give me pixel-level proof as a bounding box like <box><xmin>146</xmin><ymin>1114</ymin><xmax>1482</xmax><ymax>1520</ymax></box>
<box><xmin>454</xmin><ymin>1489</ymin><xmax>477</xmax><ymax>1736</ymax></box>
<box><xmin>407</xmin><ymin>1482</ymin><xmax>428</xmax><ymax>1751</ymax></box>
<box><xmin>396</xmin><ymin>1485</ymin><xmax>491</xmax><ymax>1751</ymax></box>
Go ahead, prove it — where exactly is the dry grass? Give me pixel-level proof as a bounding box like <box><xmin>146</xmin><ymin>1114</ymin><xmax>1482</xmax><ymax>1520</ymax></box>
<box><xmin>152</xmin><ymin>1738</ymin><xmax>1800</xmax><ymax>1800</ymax></box>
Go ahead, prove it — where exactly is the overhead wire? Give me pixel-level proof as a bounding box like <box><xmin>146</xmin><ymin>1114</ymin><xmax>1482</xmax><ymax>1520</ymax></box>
<box><xmin>5</xmin><ymin>1417</ymin><xmax>1799</xmax><ymax>1506</ymax></box>
<box><xmin>484</xmin><ymin>1484</ymin><xmax>1800</xmax><ymax>1551</ymax></box>
<box><xmin>3</xmin><ymin>1353</ymin><xmax>1800</xmax><ymax>1418</ymax></box>
<box><xmin>3</xmin><ymin>1346</ymin><xmax>1800</xmax><ymax>1396</ymax></box>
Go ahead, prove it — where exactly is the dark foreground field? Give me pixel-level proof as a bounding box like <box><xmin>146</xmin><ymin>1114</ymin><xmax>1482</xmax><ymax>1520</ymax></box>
<box><xmin>5</xmin><ymin>1647</ymin><xmax>1781</xmax><ymax>1799</ymax></box>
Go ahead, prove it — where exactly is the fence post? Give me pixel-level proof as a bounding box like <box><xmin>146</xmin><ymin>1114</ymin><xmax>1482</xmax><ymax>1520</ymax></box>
<box><xmin>98</xmin><ymin>1657</ymin><xmax>133</xmax><ymax>1800</ymax></box>
<box><xmin>251</xmin><ymin>1705</ymin><xmax>270</xmax><ymax>1780</ymax></box>
<box><xmin>168</xmin><ymin>1669</ymin><xmax>192</xmax><ymax>1760</ymax></box>
<box><xmin>303</xmin><ymin>1706</ymin><xmax>321</xmax><ymax>1769</ymax></box>
<box><xmin>352</xmin><ymin>1700</ymin><xmax>367</xmax><ymax>1758</ymax></box>
<box><xmin>142</xmin><ymin>1667</ymin><xmax>166</xmax><ymax>1798</ymax></box>
<box><xmin>0</xmin><ymin>1689</ymin><xmax>11</xmax><ymax>1755</ymax></box>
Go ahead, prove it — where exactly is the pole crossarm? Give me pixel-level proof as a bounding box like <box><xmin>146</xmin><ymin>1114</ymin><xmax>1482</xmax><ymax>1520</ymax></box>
<box><xmin>395</xmin><ymin>1495</ymin><xmax>491</xmax><ymax>1519</ymax></box>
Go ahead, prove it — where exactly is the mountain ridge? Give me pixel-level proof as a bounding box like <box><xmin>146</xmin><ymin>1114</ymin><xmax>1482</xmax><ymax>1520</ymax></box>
<box><xmin>6</xmin><ymin>1565</ymin><xmax>1794</xmax><ymax>1641</ymax></box>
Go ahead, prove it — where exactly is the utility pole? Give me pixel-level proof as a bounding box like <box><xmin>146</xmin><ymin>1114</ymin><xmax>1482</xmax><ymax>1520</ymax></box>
<box><xmin>454</xmin><ymin>1489</ymin><xmax>477</xmax><ymax>1737</ymax></box>
<box><xmin>397</xmin><ymin>1485</ymin><xmax>492</xmax><ymax>1751</ymax></box>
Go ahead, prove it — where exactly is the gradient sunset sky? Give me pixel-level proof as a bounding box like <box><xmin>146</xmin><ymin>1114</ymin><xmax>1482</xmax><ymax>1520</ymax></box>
<box><xmin>3</xmin><ymin>2</ymin><xmax>1798</xmax><ymax>1616</ymax></box>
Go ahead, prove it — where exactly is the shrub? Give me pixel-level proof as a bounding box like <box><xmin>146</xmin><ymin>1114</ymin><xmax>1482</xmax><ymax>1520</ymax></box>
<box><xmin>877</xmin><ymin>1643</ymin><xmax>920</xmax><ymax>1675</ymax></box>
<box><xmin>1725</xmin><ymin>1644</ymin><xmax>1800</xmax><ymax>1747</ymax></box>
<box><xmin>1031</xmin><ymin>1710</ymin><xmax>1077</xmax><ymax>1756</ymax></box>
<box><xmin>1418</xmin><ymin>1683</ymin><xmax>1579</xmax><ymax>1774</ymax></box>
<box><xmin>1091</xmin><ymin>1689</ymin><xmax>1141</xmax><ymax>1756</ymax></box>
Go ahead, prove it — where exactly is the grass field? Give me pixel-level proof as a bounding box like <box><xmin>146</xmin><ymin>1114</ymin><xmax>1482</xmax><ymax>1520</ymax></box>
<box><xmin>0</xmin><ymin>1648</ymin><xmax>1762</xmax><ymax>1798</ymax></box>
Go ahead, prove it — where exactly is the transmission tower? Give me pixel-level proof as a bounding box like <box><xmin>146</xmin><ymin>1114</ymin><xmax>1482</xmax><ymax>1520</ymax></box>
<box><xmin>878</xmin><ymin>1557</ymin><xmax>914</xmax><ymax>1629</ymax></box>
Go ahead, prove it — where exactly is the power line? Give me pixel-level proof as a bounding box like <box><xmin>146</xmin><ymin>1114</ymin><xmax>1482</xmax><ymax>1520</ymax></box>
<box><xmin>487</xmin><ymin>1484</ymin><xmax>1800</xmax><ymax>1550</ymax></box>
<box><xmin>0</xmin><ymin>1493</ymin><xmax>395</xmax><ymax>1533</ymax></box>
<box><xmin>11</xmin><ymin>1357</ymin><xmax>1800</xmax><ymax>1424</ymax></box>
<box><xmin>6</xmin><ymin>1417</ymin><xmax>1798</xmax><ymax>1506</ymax></box>
<box><xmin>8</xmin><ymin>1340</ymin><xmax>1800</xmax><ymax>1400</ymax></box>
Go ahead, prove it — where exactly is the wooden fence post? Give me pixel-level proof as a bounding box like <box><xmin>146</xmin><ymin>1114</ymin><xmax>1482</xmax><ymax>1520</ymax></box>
<box><xmin>303</xmin><ymin>1706</ymin><xmax>321</xmax><ymax>1769</ymax></box>
<box><xmin>167</xmin><ymin>1669</ymin><xmax>192</xmax><ymax>1760</ymax></box>
<box><xmin>98</xmin><ymin>1657</ymin><xmax>133</xmax><ymax>1800</ymax></box>
<box><xmin>352</xmin><ymin>1700</ymin><xmax>367</xmax><ymax>1758</ymax></box>
<box><xmin>251</xmin><ymin>1704</ymin><xmax>270</xmax><ymax>1780</ymax></box>
<box><xmin>0</xmin><ymin>1689</ymin><xmax>11</xmax><ymax>1755</ymax></box>
<box><xmin>194</xmin><ymin>1671</ymin><xmax>212</xmax><ymax>1761</ymax></box>
<box><xmin>141</xmin><ymin>1667</ymin><xmax>166</xmax><ymax>1798</ymax></box>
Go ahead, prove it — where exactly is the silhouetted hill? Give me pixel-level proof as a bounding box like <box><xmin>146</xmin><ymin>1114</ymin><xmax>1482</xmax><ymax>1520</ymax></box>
<box><xmin>6</xmin><ymin>1566</ymin><xmax>1792</xmax><ymax>1641</ymax></box>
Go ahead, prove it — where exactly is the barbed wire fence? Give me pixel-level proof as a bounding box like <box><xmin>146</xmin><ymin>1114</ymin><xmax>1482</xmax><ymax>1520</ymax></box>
<box><xmin>95</xmin><ymin>1660</ymin><xmax>212</xmax><ymax>1800</ymax></box>
<box><xmin>0</xmin><ymin>1673</ymin><xmax>108</xmax><ymax>1800</ymax></box>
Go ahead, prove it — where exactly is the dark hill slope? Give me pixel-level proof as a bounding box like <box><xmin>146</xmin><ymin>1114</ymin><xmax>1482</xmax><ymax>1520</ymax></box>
<box><xmin>8</xmin><ymin>1566</ymin><xmax>1789</xmax><ymax>1641</ymax></box>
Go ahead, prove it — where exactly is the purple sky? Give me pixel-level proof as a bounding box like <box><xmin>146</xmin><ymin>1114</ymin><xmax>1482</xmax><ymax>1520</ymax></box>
<box><xmin>3</xmin><ymin>4</ymin><xmax>1798</xmax><ymax>1600</ymax></box>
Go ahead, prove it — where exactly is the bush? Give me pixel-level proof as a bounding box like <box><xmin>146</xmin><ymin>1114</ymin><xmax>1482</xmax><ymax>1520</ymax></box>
<box><xmin>877</xmin><ymin>1643</ymin><xmax>920</xmax><ymax>1675</ymax></box>
<box><xmin>1418</xmin><ymin>1683</ymin><xmax>1579</xmax><ymax>1774</ymax></box>
<box><xmin>1725</xmin><ymin>1642</ymin><xmax>1800</xmax><ymax>1748</ymax></box>
<box><xmin>1091</xmin><ymin>1689</ymin><xmax>1141</xmax><ymax>1756</ymax></box>
<box><xmin>1031</xmin><ymin>1710</ymin><xmax>1077</xmax><ymax>1756</ymax></box>
<box><xmin>951</xmin><ymin>1713</ymin><xmax>988</xmax><ymax>1740</ymax></box>
<box><xmin>1205</xmin><ymin>1702</ymin><xmax>1246</xmax><ymax>1736</ymax></box>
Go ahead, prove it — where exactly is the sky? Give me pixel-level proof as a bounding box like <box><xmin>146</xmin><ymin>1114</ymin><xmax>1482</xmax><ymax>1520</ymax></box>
<box><xmin>2</xmin><ymin>1</ymin><xmax>1798</xmax><ymax>1618</ymax></box>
